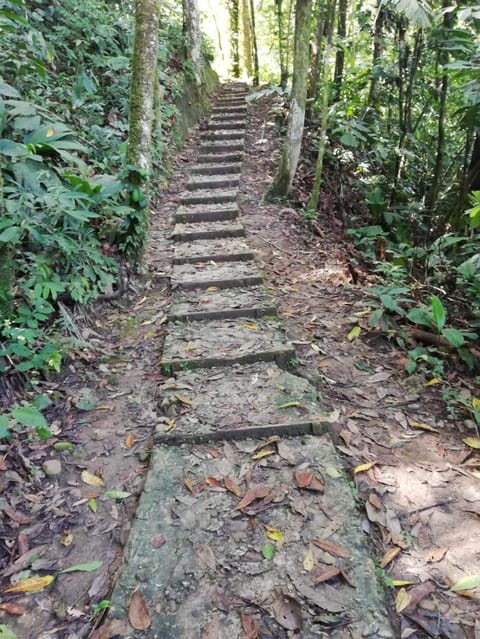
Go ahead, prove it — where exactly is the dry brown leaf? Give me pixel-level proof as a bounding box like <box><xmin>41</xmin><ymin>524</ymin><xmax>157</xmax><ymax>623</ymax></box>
<box><xmin>294</xmin><ymin>469</ymin><xmax>314</xmax><ymax>488</ymax></box>
<box><xmin>0</xmin><ymin>602</ymin><xmax>27</xmax><ymax>615</ymax></box>
<box><xmin>205</xmin><ymin>476</ymin><xmax>223</xmax><ymax>488</ymax></box>
<box><xmin>175</xmin><ymin>395</ymin><xmax>193</xmax><ymax>405</ymax></box>
<box><xmin>184</xmin><ymin>478</ymin><xmax>194</xmax><ymax>493</ymax></box>
<box><xmin>313</xmin><ymin>566</ymin><xmax>341</xmax><ymax>585</ymax></box>
<box><xmin>424</xmin><ymin>547</ymin><xmax>448</xmax><ymax>563</ymax></box>
<box><xmin>305</xmin><ymin>474</ymin><xmax>325</xmax><ymax>492</ymax></box>
<box><xmin>241</xmin><ymin>612</ymin><xmax>259</xmax><ymax>639</ymax></box>
<box><xmin>90</xmin><ymin>619</ymin><xmax>129</xmax><ymax>639</ymax></box>
<box><xmin>61</xmin><ymin>531</ymin><xmax>74</xmax><ymax>547</ymax></box>
<box><xmin>224</xmin><ymin>476</ymin><xmax>242</xmax><ymax>497</ymax></box>
<box><xmin>312</xmin><ymin>539</ymin><xmax>350</xmax><ymax>558</ymax></box>
<box><xmin>124</xmin><ymin>433</ymin><xmax>135</xmax><ymax>449</ymax></box>
<box><xmin>128</xmin><ymin>590</ymin><xmax>151</xmax><ymax>630</ymax></box>
<box><xmin>207</xmin><ymin>447</ymin><xmax>221</xmax><ymax>458</ymax></box>
<box><xmin>368</xmin><ymin>493</ymin><xmax>383</xmax><ymax>510</ymax></box>
<box><xmin>340</xmin><ymin>429</ymin><xmax>353</xmax><ymax>446</ymax></box>
<box><xmin>340</xmin><ymin>568</ymin><xmax>355</xmax><ymax>587</ymax></box>
<box><xmin>303</xmin><ymin>546</ymin><xmax>315</xmax><ymax>572</ymax></box>
<box><xmin>272</xmin><ymin>594</ymin><xmax>303</xmax><ymax>631</ymax></box>
<box><xmin>380</xmin><ymin>546</ymin><xmax>401</xmax><ymax>568</ymax></box>
<box><xmin>409</xmin><ymin>421</ymin><xmax>438</xmax><ymax>433</ymax></box>
<box><xmin>235</xmin><ymin>486</ymin><xmax>270</xmax><ymax>510</ymax></box>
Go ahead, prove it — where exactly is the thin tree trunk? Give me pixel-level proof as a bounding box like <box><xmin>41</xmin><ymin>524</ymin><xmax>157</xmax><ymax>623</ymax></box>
<box><xmin>333</xmin><ymin>0</ymin><xmax>347</xmax><ymax>100</ymax></box>
<box><xmin>241</xmin><ymin>0</ymin><xmax>253</xmax><ymax>78</ymax></box>
<box><xmin>228</xmin><ymin>0</ymin><xmax>240</xmax><ymax>77</ymax></box>
<box><xmin>306</xmin><ymin>0</ymin><xmax>326</xmax><ymax>119</ymax></box>
<box><xmin>368</xmin><ymin>0</ymin><xmax>384</xmax><ymax>108</ymax></box>
<box><xmin>269</xmin><ymin>0</ymin><xmax>313</xmax><ymax>197</ymax></box>
<box><xmin>249</xmin><ymin>0</ymin><xmax>260</xmax><ymax>85</ymax></box>
<box><xmin>307</xmin><ymin>0</ymin><xmax>336</xmax><ymax>212</ymax></box>
<box><xmin>275</xmin><ymin>0</ymin><xmax>288</xmax><ymax>87</ymax></box>
<box><xmin>183</xmin><ymin>0</ymin><xmax>202</xmax><ymax>86</ymax></box>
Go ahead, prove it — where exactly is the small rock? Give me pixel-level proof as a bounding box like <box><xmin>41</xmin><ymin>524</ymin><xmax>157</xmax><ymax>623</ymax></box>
<box><xmin>43</xmin><ymin>459</ymin><xmax>62</xmax><ymax>477</ymax></box>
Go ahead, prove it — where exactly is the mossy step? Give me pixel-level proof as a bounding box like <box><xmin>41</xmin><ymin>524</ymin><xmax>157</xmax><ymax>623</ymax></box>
<box><xmin>173</xmin><ymin>237</ymin><xmax>254</xmax><ymax>265</ymax></box>
<box><xmin>161</xmin><ymin>316</ymin><xmax>294</xmax><ymax>371</ymax></box>
<box><xmin>200</xmin><ymin>140</ymin><xmax>244</xmax><ymax>153</ymax></box>
<box><xmin>172</xmin><ymin>260</ymin><xmax>262</xmax><ymax>290</ymax></box>
<box><xmin>180</xmin><ymin>189</ymin><xmax>238</xmax><ymax>207</ymax></box>
<box><xmin>211</xmin><ymin>105</ymin><xmax>247</xmax><ymax>114</ymax></box>
<box><xmin>201</xmin><ymin>129</ymin><xmax>245</xmax><ymax>140</ymax></box>
<box><xmin>196</xmin><ymin>151</ymin><xmax>243</xmax><ymax>164</ymax></box>
<box><xmin>156</xmin><ymin>361</ymin><xmax>324</xmax><ymax>442</ymax></box>
<box><xmin>186</xmin><ymin>174</ymin><xmax>241</xmax><ymax>191</ymax></box>
<box><xmin>168</xmin><ymin>285</ymin><xmax>276</xmax><ymax>321</ymax></box>
<box><xmin>175</xmin><ymin>202</ymin><xmax>238</xmax><ymax>223</ymax></box>
<box><xmin>191</xmin><ymin>162</ymin><xmax>242</xmax><ymax>175</ymax></box>
<box><xmin>172</xmin><ymin>221</ymin><xmax>246</xmax><ymax>241</ymax></box>
<box><xmin>207</xmin><ymin>120</ymin><xmax>246</xmax><ymax>131</ymax></box>
<box><xmin>109</xmin><ymin>434</ymin><xmax>394</xmax><ymax>638</ymax></box>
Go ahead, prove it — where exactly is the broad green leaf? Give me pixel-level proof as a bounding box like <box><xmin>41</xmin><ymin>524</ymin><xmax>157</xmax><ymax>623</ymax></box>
<box><xmin>0</xmin><ymin>415</ymin><xmax>11</xmax><ymax>440</ymax></box>
<box><xmin>11</xmin><ymin>405</ymin><xmax>48</xmax><ymax>430</ymax></box>
<box><xmin>407</xmin><ymin>307</ymin><xmax>433</xmax><ymax>327</ymax></box>
<box><xmin>89</xmin><ymin>498</ymin><xmax>98</xmax><ymax>512</ymax></box>
<box><xmin>262</xmin><ymin>543</ymin><xmax>276</xmax><ymax>560</ymax></box>
<box><xmin>450</xmin><ymin>575</ymin><xmax>480</xmax><ymax>592</ymax></box>
<box><xmin>0</xmin><ymin>226</ymin><xmax>21</xmax><ymax>243</ymax></box>
<box><xmin>61</xmin><ymin>560</ymin><xmax>103</xmax><ymax>574</ymax></box>
<box><xmin>347</xmin><ymin>326</ymin><xmax>361</xmax><ymax>341</ymax></box>
<box><xmin>463</xmin><ymin>437</ymin><xmax>480</xmax><ymax>450</ymax></box>
<box><xmin>0</xmin><ymin>625</ymin><xmax>19</xmax><ymax>639</ymax></box>
<box><xmin>0</xmin><ymin>82</ymin><xmax>20</xmax><ymax>98</ymax></box>
<box><xmin>431</xmin><ymin>295</ymin><xmax>446</xmax><ymax>331</ymax></box>
<box><xmin>442</xmin><ymin>328</ymin><xmax>465</xmax><ymax>348</ymax></box>
<box><xmin>105</xmin><ymin>491</ymin><xmax>131</xmax><ymax>500</ymax></box>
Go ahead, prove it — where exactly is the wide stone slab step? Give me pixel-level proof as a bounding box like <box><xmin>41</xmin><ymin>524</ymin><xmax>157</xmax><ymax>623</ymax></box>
<box><xmin>196</xmin><ymin>151</ymin><xmax>243</xmax><ymax>164</ymax></box>
<box><xmin>172</xmin><ymin>260</ymin><xmax>262</xmax><ymax>290</ymax></box>
<box><xmin>110</xmin><ymin>434</ymin><xmax>394</xmax><ymax>638</ymax></box>
<box><xmin>156</xmin><ymin>362</ymin><xmax>323</xmax><ymax>442</ymax></box>
<box><xmin>173</xmin><ymin>238</ymin><xmax>254</xmax><ymax>265</ymax></box>
<box><xmin>191</xmin><ymin>162</ymin><xmax>242</xmax><ymax>176</ymax></box>
<box><xmin>180</xmin><ymin>189</ymin><xmax>238</xmax><ymax>207</ymax></box>
<box><xmin>211</xmin><ymin>105</ymin><xmax>247</xmax><ymax>114</ymax></box>
<box><xmin>175</xmin><ymin>202</ymin><xmax>238</xmax><ymax>224</ymax></box>
<box><xmin>162</xmin><ymin>317</ymin><xmax>294</xmax><ymax>370</ymax></box>
<box><xmin>207</xmin><ymin>120</ymin><xmax>246</xmax><ymax>131</ymax></box>
<box><xmin>172</xmin><ymin>221</ymin><xmax>246</xmax><ymax>242</ymax></box>
<box><xmin>201</xmin><ymin>129</ymin><xmax>245</xmax><ymax>140</ymax></box>
<box><xmin>200</xmin><ymin>140</ymin><xmax>244</xmax><ymax>153</ymax></box>
<box><xmin>186</xmin><ymin>174</ymin><xmax>241</xmax><ymax>191</ymax></box>
<box><xmin>168</xmin><ymin>286</ymin><xmax>276</xmax><ymax>321</ymax></box>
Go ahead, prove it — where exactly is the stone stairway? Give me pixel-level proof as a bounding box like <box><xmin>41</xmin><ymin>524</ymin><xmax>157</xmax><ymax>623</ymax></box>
<box><xmin>109</xmin><ymin>85</ymin><xmax>394</xmax><ymax>638</ymax></box>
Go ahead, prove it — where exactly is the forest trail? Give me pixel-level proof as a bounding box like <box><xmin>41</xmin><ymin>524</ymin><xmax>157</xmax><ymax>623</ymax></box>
<box><xmin>108</xmin><ymin>84</ymin><xmax>394</xmax><ymax>638</ymax></box>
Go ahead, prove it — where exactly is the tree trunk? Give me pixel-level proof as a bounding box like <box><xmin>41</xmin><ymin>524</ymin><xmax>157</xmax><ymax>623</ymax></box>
<box><xmin>306</xmin><ymin>0</ymin><xmax>326</xmax><ymax>119</ymax></box>
<box><xmin>228</xmin><ymin>0</ymin><xmax>240</xmax><ymax>77</ymax></box>
<box><xmin>269</xmin><ymin>0</ymin><xmax>313</xmax><ymax>197</ymax></box>
<box><xmin>333</xmin><ymin>0</ymin><xmax>347</xmax><ymax>100</ymax></box>
<box><xmin>274</xmin><ymin>0</ymin><xmax>288</xmax><ymax>87</ymax></box>
<box><xmin>241</xmin><ymin>0</ymin><xmax>253</xmax><ymax>78</ymax></box>
<box><xmin>368</xmin><ymin>0</ymin><xmax>384</xmax><ymax>108</ymax></box>
<box><xmin>127</xmin><ymin>0</ymin><xmax>160</xmax><ymax>173</ymax></box>
<box><xmin>307</xmin><ymin>0</ymin><xmax>336</xmax><ymax>212</ymax></box>
<box><xmin>249</xmin><ymin>0</ymin><xmax>260</xmax><ymax>85</ymax></box>
<box><xmin>183</xmin><ymin>0</ymin><xmax>202</xmax><ymax>86</ymax></box>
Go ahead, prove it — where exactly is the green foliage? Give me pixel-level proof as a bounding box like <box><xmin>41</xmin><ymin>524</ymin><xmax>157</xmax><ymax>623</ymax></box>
<box><xmin>0</xmin><ymin>395</ymin><xmax>51</xmax><ymax>440</ymax></box>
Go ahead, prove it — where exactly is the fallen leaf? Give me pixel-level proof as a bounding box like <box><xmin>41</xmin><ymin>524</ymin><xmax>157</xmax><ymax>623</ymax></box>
<box><xmin>243</xmin><ymin>321</ymin><xmax>257</xmax><ymax>330</ymax></box>
<box><xmin>81</xmin><ymin>470</ymin><xmax>104</xmax><ymax>487</ymax></box>
<box><xmin>353</xmin><ymin>461</ymin><xmax>377</xmax><ymax>474</ymax></box>
<box><xmin>294</xmin><ymin>469</ymin><xmax>313</xmax><ymax>488</ymax></box>
<box><xmin>105</xmin><ymin>491</ymin><xmax>131</xmax><ymax>500</ymax></box>
<box><xmin>450</xmin><ymin>575</ymin><xmax>480</xmax><ymax>592</ymax></box>
<box><xmin>124</xmin><ymin>433</ymin><xmax>135</xmax><ymax>448</ymax></box>
<box><xmin>255</xmin><ymin>436</ymin><xmax>280</xmax><ymax>450</ymax></box>
<box><xmin>3</xmin><ymin>509</ymin><xmax>31</xmax><ymax>525</ymax></box>
<box><xmin>312</xmin><ymin>539</ymin><xmax>350</xmax><ymax>558</ymax></box>
<box><xmin>314</xmin><ymin>566</ymin><xmax>341</xmax><ymax>584</ymax></box>
<box><xmin>305</xmin><ymin>474</ymin><xmax>324</xmax><ymax>492</ymax></box>
<box><xmin>264</xmin><ymin>524</ymin><xmax>284</xmax><ymax>542</ymax></box>
<box><xmin>184</xmin><ymin>478</ymin><xmax>194</xmax><ymax>493</ymax></box>
<box><xmin>235</xmin><ymin>486</ymin><xmax>270</xmax><ymax>510</ymax></box>
<box><xmin>464</xmin><ymin>437</ymin><xmax>480</xmax><ymax>450</ymax></box>
<box><xmin>89</xmin><ymin>498</ymin><xmax>97</xmax><ymax>512</ymax></box>
<box><xmin>175</xmin><ymin>395</ymin><xmax>192</xmax><ymax>406</ymax></box>
<box><xmin>251</xmin><ymin>448</ymin><xmax>275</xmax><ymax>460</ymax></box>
<box><xmin>196</xmin><ymin>544</ymin><xmax>216</xmax><ymax>571</ymax></box>
<box><xmin>241</xmin><ymin>612</ymin><xmax>258</xmax><ymax>639</ymax></box>
<box><xmin>392</xmin><ymin>580</ymin><xmax>416</xmax><ymax>587</ymax></box>
<box><xmin>207</xmin><ymin>447</ymin><xmax>221</xmax><ymax>458</ymax></box>
<box><xmin>151</xmin><ymin>534</ymin><xmax>166</xmax><ymax>549</ymax></box>
<box><xmin>278</xmin><ymin>401</ymin><xmax>300</xmax><ymax>409</ymax></box>
<box><xmin>368</xmin><ymin>493</ymin><xmax>383</xmax><ymax>510</ymax></box>
<box><xmin>128</xmin><ymin>590</ymin><xmax>151</xmax><ymax>630</ymax></box>
<box><xmin>409</xmin><ymin>421</ymin><xmax>438</xmax><ymax>433</ymax></box>
<box><xmin>61</xmin><ymin>560</ymin><xmax>102</xmax><ymax>573</ymax></box>
<box><xmin>164</xmin><ymin>419</ymin><xmax>176</xmax><ymax>432</ymax></box>
<box><xmin>0</xmin><ymin>626</ymin><xmax>19</xmax><ymax>639</ymax></box>
<box><xmin>272</xmin><ymin>594</ymin><xmax>303</xmax><ymax>630</ymax></box>
<box><xmin>224</xmin><ymin>476</ymin><xmax>242</xmax><ymax>497</ymax></box>
<box><xmin>205</xmin><ymin>477</ymin><xmax>223</xmax><ymax>488</ymax></box>
<box><xmin>340</xmin><ymin>568</ymin><xmax>355</xmax><ymax>587</ymax></box>
<box><xmin>90</xmin><ymin>620</ymin><xmax>129</xmax><ymax>639</ymax></box>
<box><xmin>262</xmin><ymin>543</ymin><xmax>275</xmax><ymax>560</ymax></box>
<box><xmin>396</xmin><ymin>588</ymin><xmax>412</xmax><ymax>613</ymax></box>
<box><xmin>303</xmin><ymin>546</ymin><xmax>314</xmax><ymax>571</ymax></box>
<box><xmin>0</xmin><ymin>603</ymin><xmax>26</xmax><ymax>616</ymax></box>
<box><xmin>425</xmin><ymin>547</ymin><xmax>448</xmax><ymax>563</ymax></box>
<box><xmin>4</xmin><ymin>575</ymin><xmax>55</xmax><ymax>593</ymax></box>
<box><xmin>347</xmin><ymin>326</ymin><xmax>361</xmax><ymax>341</ymax></box>
<box><xmin>380</xmin><ymin>546</ymin><xmax>401</xmax><ymax>568</ymax></box>
<box><xmin>61</xmin><ymin>531</ymin><xmax>74</xmax><ymax>547</ymax></box>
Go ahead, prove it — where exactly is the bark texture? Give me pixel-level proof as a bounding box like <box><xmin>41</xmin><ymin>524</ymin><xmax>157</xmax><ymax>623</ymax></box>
<box><xmin>183</xmin><ymin>0</ymin><xmax>202</xmax><ymax>86</ymax></box>
<box><xmin>127</xmin><ymin>0</ymin><xmax>160</xmax><ymax>173</ymax></box>
<box><xmin>269</xmin><ymin>0</ymin><xmax>313</xmax><ymax>197</ymax></box>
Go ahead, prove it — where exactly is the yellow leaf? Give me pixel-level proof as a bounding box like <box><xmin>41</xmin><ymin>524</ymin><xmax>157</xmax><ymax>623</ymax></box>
<box><xmin>207</xmin><ymin>286</ymin><xmax>218</xmax><ymax>291</ymax></box>
<box><xmin>252</xmin><ymin>448</ymin><xmax>275</xmax><ymax>460</ymax></box>
<box><xmin>4</xmin><ymin>575</ymin><xmax>55</xmax><ymax>593</ymax></box>
<box><xmin>46</xmin><ymin>128</ymin><xmax>55</xmax><ymax>138</ymax></box>
<box><xmin>125</xmin><ymin>433</ymin><xmax>135</xmax><ymax>449</ymax></box>
<box><xmin>61</xmin><ymin>531</ymin><xmax>74</xmax><ymax>547</ymax></box>
<box><xmin>353</xmin><ymin>461</ymin><xmax>377</xmax><ymax>474</ymax></box>
<box><xmin>472</xmin><ymin>397</ymin><xmax>480</xmax><ymax>409</ymax></box>
<box><xmin>184</xmin><ymin>343</ymin><xmax>192</xmax><ymax>352</ymax></box>
<box><xmin>243</xmin><ymin>321</ymin><xmax>257</xmax><ymax>330</ymax></box>
<box><xmin>425</xmin><ymin>378</ymin><xmax>442</xmax><ymax>386</ymax></box>
<box><xmin>392</xmin><ymin>580</ymin><xmax>415</xmax><ymax>587</ymax></box>
<box><xmin>409</xmin><ymin>421</ymin><xmax>438</xmax><ymax>433</ymax></box>
<box><xmin>303</xmin><ymin>546</ymin><xmax>314</xmax><ymax>572</ymax></box>
<box><xmin>464</xmin><ymin>437</ymin><xmax>480</xmax><ymax>450</ymax></box>
<box><xmin>175</xmin><ymin>395</ymin><xmax>193</xmax><ymax>406</ymax></box>
<box><xmin>89</xmin><ymin>498</ymin><xmax>97</xmax><ymax>512</ymax></box>
<box><xmin>347</xmin><ymin>326</ymin><xmax>361</xmax><ymax>341</ymax></box>
<box><xmin>395</xmin><ymin>587</ymin><xmax>412</xmax><ymax>613</ymax></box>
<box><xmin>164</xmin><ymin>419</ymin><xmax>176</xmax><ymax>432</ymax></box>
<box><xmin>81</xmin><ymin>470</ymin><xmax>104</xmax><ymax>487</ymax></box>
<box><xmin>264</xmin><ymin>524</ymin><xmax>284</xmax><ymax>542</ymax></box>
<box><xmin>380</xmin><ymin>546</ymin><xmax>401</xmax><ymax>568</ymax></box>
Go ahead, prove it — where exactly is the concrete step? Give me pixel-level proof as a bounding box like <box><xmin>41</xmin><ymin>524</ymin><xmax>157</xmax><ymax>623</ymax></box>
<box><xmin>199</xmin><ymin>140</ymin><xmax>244</xmax><ymax>153</ymax></box>
<box><xmin>180</xmin><ymin>189</ymin><xmax>238</xmax><ymax>207</ymax></box>
<box><xmin>156</xmin><ymin>361</ymin><xmax>323</xmax><ymax>442</ymax></box>
<box><xmin>175</xmin><ymin>202</ymin><xmax>238</xmax><ymax>224</ymax></box>
<box><xmin>173</xmin><ymin>237</ymin><xmax>254</xmax><ymax>264</ymax></box>
<box><xmin>172</xmin><ymin>260</ymin><xmax>262</xmax><ymax>290</ymax></box>
<box><xmin>110</xmin><ymin>434</ymin><xmax>394</xmax><ymax>638</ymax></box>
<box><xmin>196</xmin><ymin>151</ymin><xmax>243</xmax><ymax>164</ymax></box>
<box><xmin>201</xmin><ymin>129</ymin><xmax>245</xmax><ymax>140</ymax></box>
<box><xmin>207</xmin><ymin>120</ymin><xmax>246</xmax><ymax>131</ymax></box>
<box><xmin>186</xmin><ymin>174</ymin><xmax>241</xmax><ymax>191</ymax></box>
<box><xmin>161</xmin><ymin>316</ymin><xmax>294</xmax><ymax>371</ymax></box>
<box><xmin>191</xmin><ymin>162</ymin><xmax>242</xmax><ymax>176</ymax></box>
<box><xmin>211</xmin><ymin>105</ymin><xmax>247</xmax><ymax>114</ymax></box>
<box><xmin>168</xmin><ymin>286</ymin><xmax>276</xmax><ymax>321</ymax></box>
<box><xmin>172</xmin><ymin>221</ymin><xmax>246</xmax><ymax>242</ymax></box>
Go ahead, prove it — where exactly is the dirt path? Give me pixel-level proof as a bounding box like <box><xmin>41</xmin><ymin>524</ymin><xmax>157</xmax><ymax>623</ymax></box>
<box><xmin>1</xmin><ymin>87</ymin><xmax>479</xmax><ymax>639</ymax></box>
